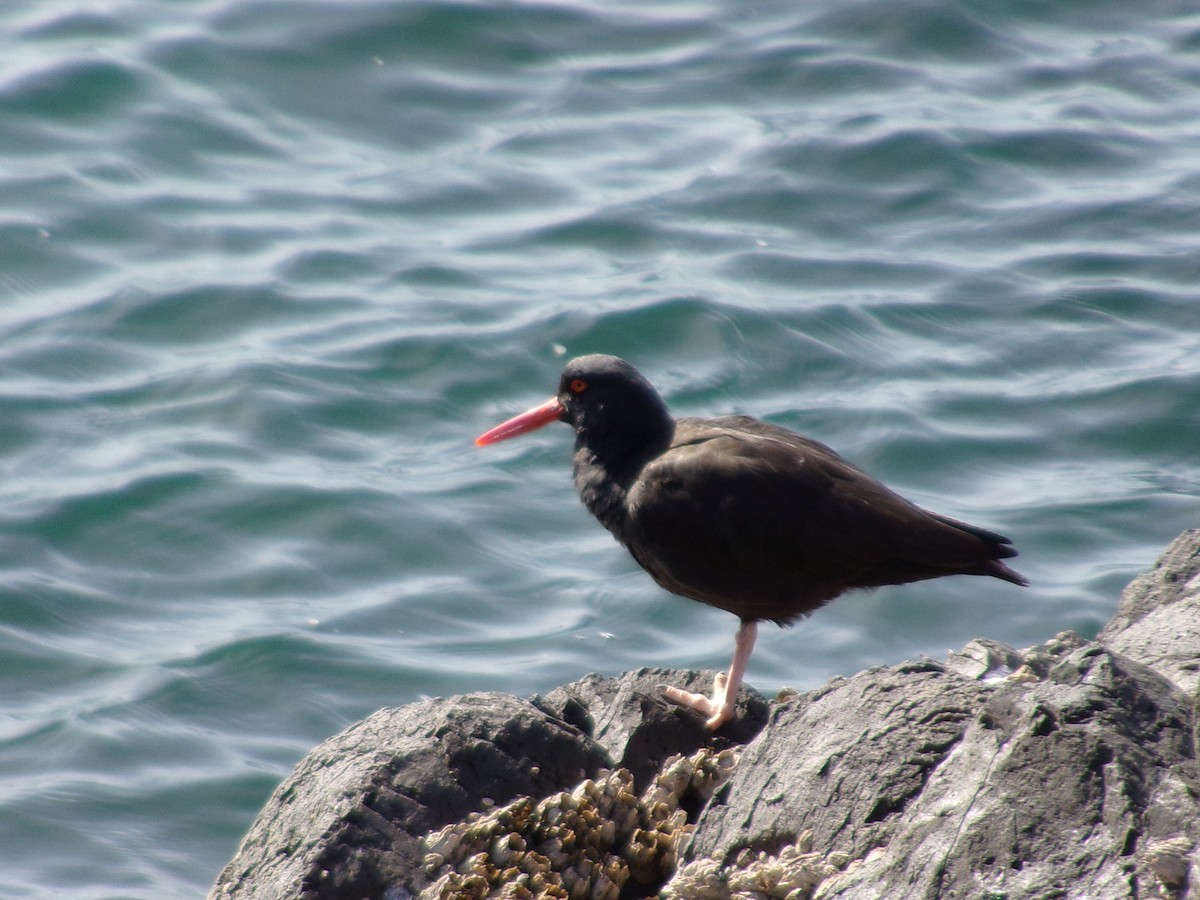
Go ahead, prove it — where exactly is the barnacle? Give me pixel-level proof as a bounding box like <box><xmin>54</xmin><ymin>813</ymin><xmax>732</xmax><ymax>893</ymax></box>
<box><xmin>417</xmin><ymin>748</ymin><xmax>740</xmax><ymax>899</ymax></box>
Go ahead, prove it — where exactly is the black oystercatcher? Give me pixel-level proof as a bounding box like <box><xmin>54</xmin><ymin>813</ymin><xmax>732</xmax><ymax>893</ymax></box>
<box><xmin>476</xmin><ymin>355</ymin><xmax>1028</xmax><ymax>730</ymax></box>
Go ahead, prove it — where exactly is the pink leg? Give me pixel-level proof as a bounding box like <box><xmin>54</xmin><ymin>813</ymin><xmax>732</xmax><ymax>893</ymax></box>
<box><xmin>661</xmin><ymin>620</ymin><xmax>758</xmax><ymax>730</ymax></box>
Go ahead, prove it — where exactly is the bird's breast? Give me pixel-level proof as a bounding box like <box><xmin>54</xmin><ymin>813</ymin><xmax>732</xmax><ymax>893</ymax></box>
<box><xmin>573</xmin><ymin>454</ymin><xmax>631</xmax><ymax>540</ymax></box>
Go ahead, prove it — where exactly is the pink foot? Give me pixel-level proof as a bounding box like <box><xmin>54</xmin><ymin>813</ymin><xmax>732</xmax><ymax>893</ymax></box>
<box><xmin>660</xmin><ymin>620</ymin><xmax>758</xmax><ymax>731</ymax></box>
<box><xmin>661</xmin><ymin>672</ymin><xmax>735</xmax><ymax>730</ymax></box>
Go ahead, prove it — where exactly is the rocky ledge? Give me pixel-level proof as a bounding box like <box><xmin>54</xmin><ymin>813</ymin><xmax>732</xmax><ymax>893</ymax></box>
<box><xmin>210</xmin><ymin>528</ymin><xmax>1200</xmax><ymax>900</ymax></box>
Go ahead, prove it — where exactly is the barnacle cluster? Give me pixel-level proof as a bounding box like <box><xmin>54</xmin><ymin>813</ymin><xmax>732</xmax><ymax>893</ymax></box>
<box><xmin>418</xmin><ymin>747</ymin><xmax>738</xmax><ymax>899</ymax></box>
<box><xmin>661</xmin><ymin>829</ymin><xmax>854</xmax><ymax>900</ymax></box>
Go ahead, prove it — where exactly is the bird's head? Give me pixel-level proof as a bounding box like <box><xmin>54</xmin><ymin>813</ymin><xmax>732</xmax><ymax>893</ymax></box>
<box><xmin>476</xmin><ymin>355</ymin><xmax>673</xmax><ymax>464</ymax></box>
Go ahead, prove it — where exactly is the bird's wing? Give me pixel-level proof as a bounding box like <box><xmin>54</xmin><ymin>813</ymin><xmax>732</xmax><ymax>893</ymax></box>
<box><xmin>624</xmin><ymin>419</ymin><xmax>1008</xmax><ymax>620</ymax></box>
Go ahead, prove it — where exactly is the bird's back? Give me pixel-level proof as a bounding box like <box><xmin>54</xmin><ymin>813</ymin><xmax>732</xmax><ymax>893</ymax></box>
<box><xmin>620</xmin><ymin>416</ymin><xmax>1025</xmax><ymax>624</ymax></box>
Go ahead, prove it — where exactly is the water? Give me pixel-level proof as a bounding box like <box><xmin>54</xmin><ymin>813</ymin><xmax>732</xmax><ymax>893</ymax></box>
<box><xmin>1</xmin><ymin>0</ymin><xmax>1198</xmax><ymax>895</ymax></box>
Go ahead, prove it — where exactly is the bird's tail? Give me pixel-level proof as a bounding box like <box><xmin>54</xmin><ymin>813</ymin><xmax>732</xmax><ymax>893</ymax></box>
<box><xmin>927</xmin><ymin>511</ymin><xmax>1030</xmax><ymax>586</ymax></box>
<box><xmin>981</xmin><ymin>558</ymin><xmax>1030</xmax><ymax>587</ymax></box>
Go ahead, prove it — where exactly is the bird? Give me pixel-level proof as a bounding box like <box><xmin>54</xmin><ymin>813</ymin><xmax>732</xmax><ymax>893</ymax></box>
<box><xmin>476</xmin><ymin>354</ymin><xmax>1028</xmax><ymax>730</ymax></box>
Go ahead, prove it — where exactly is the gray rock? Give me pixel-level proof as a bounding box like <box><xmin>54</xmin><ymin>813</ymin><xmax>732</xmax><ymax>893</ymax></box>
<box><xmin>210</xmin><ymin>528</ymin><xmax>1200</xmax><ymax>900</ymax></box>
<box><xmin>209</xmin><ymin>672</ymin><xmax>764</xmax><ymax>899</ymax></box>
<box><xmin>208</xmin><ymin>693</ymin><xmax>610</xmax><ymax>900</ymax></box>
<box><xmin>533</xmin><ymin>666</ymin><xmax>769</xmax><ymax>789</ymax></box>
<box><xmin>1098</xmin><ymin>527</ymin><xmax>1200</xmax><ymax>697</ymax></box>
<box><xmin>689</xmin><ymin>641</ymin><xmax>1198</xmax><ymax>899</ymax></box>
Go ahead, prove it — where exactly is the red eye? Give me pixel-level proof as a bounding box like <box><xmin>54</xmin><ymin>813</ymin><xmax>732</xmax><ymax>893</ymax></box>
<box><xmin>569</xmin><ymin>379</ymin><xmax>588</xmax><ymax>394</ymax></box>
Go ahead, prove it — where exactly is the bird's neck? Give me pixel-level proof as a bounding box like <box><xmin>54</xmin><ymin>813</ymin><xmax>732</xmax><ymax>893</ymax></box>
<box><xmin>573</xmin><ymin>448</ymin><xmax>629</xmax><ymax>536</ymax></box>
<box><xmin>575</xmin><ymin>408</ymin><xmax>674</xmax><ymax>484</ymax></box>
<box><xmin>572</xmin><ymin>414</ymin><xmax>674</xmax><ymax>535</ymax></box>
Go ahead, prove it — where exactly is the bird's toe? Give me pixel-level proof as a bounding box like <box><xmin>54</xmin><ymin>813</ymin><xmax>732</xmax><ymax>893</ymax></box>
<box><xmin>660</xmin><ymin>683</ymin><xmax>716</xmax><ymax>715</ymax></box>
<box><xmin>660</xmin><ymin>680</ymin><xmax>734</xmax><ymax>730</ymax></box>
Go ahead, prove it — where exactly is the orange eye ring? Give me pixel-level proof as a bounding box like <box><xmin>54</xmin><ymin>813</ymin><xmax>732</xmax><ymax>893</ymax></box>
<box><xmin>569</xmin><ymin>379</ymin><xmax>588</xmax><ymax>394</ymax></box>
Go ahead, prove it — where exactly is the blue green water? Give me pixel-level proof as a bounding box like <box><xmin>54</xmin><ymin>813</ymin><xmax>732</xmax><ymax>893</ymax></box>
<box><xmin>2</xmin><ymin>0</ymin><xmax>1199</xmax><ymax>895</ymax></box>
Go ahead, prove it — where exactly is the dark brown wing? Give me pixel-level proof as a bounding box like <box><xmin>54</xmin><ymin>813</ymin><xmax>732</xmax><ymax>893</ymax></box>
<box><xmin>623</xmin><ymin>416</ymin><xmax>1023</xmax><ymax>624</ymax></box>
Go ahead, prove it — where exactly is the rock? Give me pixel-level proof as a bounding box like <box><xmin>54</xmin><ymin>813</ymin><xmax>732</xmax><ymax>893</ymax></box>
<box><xmin>1098</xmin><ymin>527</ymin><xmax>1200</xmax><ymax>697</ymax></box>
<box><xmin>208</xmin><ymin>693</ymin><xmax>612</xmax><ymax>900</ymax></box>
<box><xmin>532</xmin><ymin>666</ymin><xmax>769</xmax><ymax>790</ymax></box>
<box><xmin>208</xmin><ymin>673</ymin><xmax>764</xmax><ymax>899</ymax></box>
<box><xmin>210</xmin><ymin>528</ymin><xmax>1200</xmax><ymax>900</ymax></box>
<box><xmin>689</xmin><ymin>640</ymin><xmax>1198</xmax><ymax>899</ymax></box>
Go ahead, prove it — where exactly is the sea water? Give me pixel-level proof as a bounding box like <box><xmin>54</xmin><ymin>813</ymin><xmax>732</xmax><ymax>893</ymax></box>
<box><xmin>1</xmin><ymin>0</ymin><xmax>1198</xmax><ymax>895</ymax></box>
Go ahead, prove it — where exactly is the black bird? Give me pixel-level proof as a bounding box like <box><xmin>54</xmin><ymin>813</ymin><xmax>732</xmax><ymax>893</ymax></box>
<box><xmin>476</xmin><ymin>354</ymin><xmax>1028</xmax><ymax>729</ymax></box>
